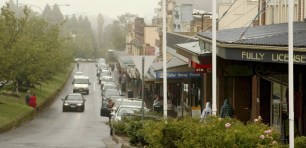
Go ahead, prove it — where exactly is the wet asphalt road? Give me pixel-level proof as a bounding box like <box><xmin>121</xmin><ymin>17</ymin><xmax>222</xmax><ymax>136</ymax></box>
<box><xmin>0</xmin><ymin>63</ymin><xmax>121</xmax><ymax>148</ymax></box>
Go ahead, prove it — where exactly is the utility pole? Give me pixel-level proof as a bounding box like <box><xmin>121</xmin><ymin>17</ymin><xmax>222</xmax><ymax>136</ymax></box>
<box><xmin>16</xmin><ymin>0</ymin><xmax>18</xmax><ymax>29</ymax></box>
<box><xmin>192</xmin><ymin>12</ymin><xmax>211</xmax><ymax>31</ymax></box>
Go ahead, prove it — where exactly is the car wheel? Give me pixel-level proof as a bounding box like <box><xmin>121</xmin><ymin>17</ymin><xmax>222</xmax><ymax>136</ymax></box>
<box><xmin>87</xmin><ymin>91</ymin><xmax>89</xmax><ymax>95</ymax></box>
<box><xmin>73</xmin><ymin>90</ymin><xmax>75</xmax><ymax>93</ymax></box>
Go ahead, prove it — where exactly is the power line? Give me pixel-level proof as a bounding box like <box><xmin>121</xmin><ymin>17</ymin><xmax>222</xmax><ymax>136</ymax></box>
<box><xmin>239</xmin><ymin>0</ymin><xmax>273</xmax><ymax>40</ymax></box>
<box><xmin>221</xmin><ymin>2</ymin><xmax>259</xmax><ymax>29</ymax></box>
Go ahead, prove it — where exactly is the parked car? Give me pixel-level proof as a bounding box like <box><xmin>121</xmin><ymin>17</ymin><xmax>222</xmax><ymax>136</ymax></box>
<box><xmin>102</xmin><ymin>89</ymin><xmax>122</xmax><ymax>100</ymax></box>
<box><xmin>112</xmin><ymin>105</ymin><xmax>142</xmax><ymax>121</ymax></box>
<box><xmin>62</xmin><ymin>93</ymin><xmax>86</xmax><ymax>112</ymax></box>
<box><xmin>109</xmin><ymin>105</ymin><xmax>142</xmax><ymax>135</ymax></box>
<box><xmin>98</xmin><ymin>72</ymin><xmax>112</xmax><ymax>84</ymax></box>
<box><xmin>113</xmin><ymin>98</ymin><xmax>147</xmax><ymax>112</ymax></box>
<box><xmin>101</xmin><ymin>82</ymin><xmax>117</xmax><ymax>92</ymax></box>
<box><xmin>100</xmin><ymin>99</ymin><xmax>111</xmax><ymax>117</ymax></box>
<box><xmin>99</xmin><ymin>75</ymin><xmax>114</xmax><ymax>87</ymax></box>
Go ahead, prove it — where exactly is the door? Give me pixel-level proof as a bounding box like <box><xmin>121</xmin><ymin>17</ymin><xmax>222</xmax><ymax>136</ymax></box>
<box><xmin>234</xmin><ymin>77</ymin><xmax>252</xmax><ymax>123</ymax></box>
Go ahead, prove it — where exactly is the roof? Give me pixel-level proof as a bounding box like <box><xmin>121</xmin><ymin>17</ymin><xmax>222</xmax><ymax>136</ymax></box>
<box><xmin>167</xmin><ymin>32</ymin><xmax>197</xmax><ymax>49</ymax></box>
<box><xmin>150</xmin><ymin>56</ymin><xmax>187</xmax><ymax>71</ymax></box>
<box><xmin>117</xmin><ymin>55</ymin><xmax>134</xmax><ymax>67</ymax></box>
<box><xmin>175</xmin><ymin>41</ymin><xmax>211</xmax><ymax>55</ymax></box>
<box><xmin>197</xmin><ymin>22</ymin><xmax>306</xmax><ymax>47</ymax></box>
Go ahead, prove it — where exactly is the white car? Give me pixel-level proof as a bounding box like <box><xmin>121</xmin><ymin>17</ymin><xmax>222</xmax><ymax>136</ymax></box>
<box><xmin>109</xmin><ymin>105</ymin><xmax>142</xmax><ymax>135</ymax></box>
<box><xmin>72</xmin><ymin>76</ymin><xmax>91</xmax><ymax>94</ymax></box>
<box><xmin>111</xmin><ymin>105</ymin><xmax>142</xmax><ymax>121</ymax></box>
<box><xmin>99</xmin><ymin>75</ymin><xmax>114</xmax><ymax>86</ymax></box>
<box><xmin>74</xmin><ymin>71</ymin><xmax>84</xmax><ymax>78</ymax></box>
<box><xmin>113</xmin><ymin>98</ymin><xmax>147</xmax><ymax>112</ymax></box>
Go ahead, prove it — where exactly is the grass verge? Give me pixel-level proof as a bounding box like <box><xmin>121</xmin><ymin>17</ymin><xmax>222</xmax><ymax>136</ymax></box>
<box><xmin>0</xmin><ymin>64</ymin><xmax>74</xmax><ymax>133</ymax></box>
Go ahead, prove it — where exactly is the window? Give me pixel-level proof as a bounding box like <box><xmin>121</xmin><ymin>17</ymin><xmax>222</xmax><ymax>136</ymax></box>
<box><xmin>271</xmin><ymin>82</ymin><xmax>287</xmax><ymax>131</ymax></box>
<box><xmin>178</xmin><ymin>25</ymin><xmax>180</xmax><ymax>30</ymax></box>
<box><xmin>175</xmin><ymin>11</ymin><xmax>179</xmax><ymax>19</ymax></box>
<box><xmin>174</xmin><ymin>24</ymin><xmax>176</xmax><ymax>29</ymax></box>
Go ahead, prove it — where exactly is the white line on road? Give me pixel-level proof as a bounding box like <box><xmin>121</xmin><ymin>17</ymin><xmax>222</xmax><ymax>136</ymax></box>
<box><xmin>94</xmin><ymin>81</ymin><xmax>96</xmax><ymax>91</ymax></box>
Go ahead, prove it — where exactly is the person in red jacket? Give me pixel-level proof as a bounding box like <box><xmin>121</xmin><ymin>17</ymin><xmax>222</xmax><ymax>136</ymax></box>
<box><xmin>28</xmin><ymin>93</ymin><xmax>37</xmax><ymax>109</ymax></box>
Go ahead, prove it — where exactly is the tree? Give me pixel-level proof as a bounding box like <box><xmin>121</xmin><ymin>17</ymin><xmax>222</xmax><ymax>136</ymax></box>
<box><xmin>52</xmin><ymin>4</ymin><xmax>64</xmax><ymax>22</ymax></box>
<box><xmin>97</xmin><ymin>13</ymin><xmax>104</xmax><ymax>50</ymax></box>
<box><xmin>0</xmin><ymin>4</ymin><xmax>73</xmax><ymax>90</ymax></box>
<box><xmin>42</xmin><ymin>4</ymin><xmax>53</xmax><ymax>22</ymax></box>
<box><xmin>117</xmin><ymin>13</ymin><xmax>137</xmax><ymax>25</ymax></box>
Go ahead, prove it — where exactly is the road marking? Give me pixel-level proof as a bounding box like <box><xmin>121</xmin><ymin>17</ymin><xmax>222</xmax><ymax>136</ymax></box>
<box><xmin>94</xmin><ymin>82</ymin><xmax>96</xmax><ymax>91</ymax></box>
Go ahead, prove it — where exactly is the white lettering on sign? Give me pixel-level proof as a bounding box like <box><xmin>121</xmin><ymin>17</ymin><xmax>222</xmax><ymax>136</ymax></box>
<box><xmin>241</xmin><ymin>51</ymin><xmax>306</xmax><ymax>64</ymax></box>
<box><xmin>241</xmin><ymin>51</ymin><xmax>265</xmax><ymax>61</ymax></box>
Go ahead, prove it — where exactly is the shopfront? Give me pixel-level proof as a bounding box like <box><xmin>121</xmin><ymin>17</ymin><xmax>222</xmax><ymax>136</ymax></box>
<box><xmin>155</xmin><ymin>71</ymin><xmax>202</xmax><ymax>116</ymax></box>
<box><xmin>218</xmin><ymin>46</ymin><xmax>306</xmax><ymax>137</ymax></box>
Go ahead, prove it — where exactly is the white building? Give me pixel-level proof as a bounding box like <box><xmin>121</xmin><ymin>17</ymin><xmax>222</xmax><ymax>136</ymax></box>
<box><xmin>218</xmin><ymin>0</ymin><xmax>259</xmax><ymax>30</ymax></box>
<box><xmin>259</xmin><ymin>0</ymin><xmax>306</xmax><ymax>25</ymax></box>
<box><xmin>173</xmin><ymin>4</ymin><xmax>193</xmax><ymax>32</ymax></box>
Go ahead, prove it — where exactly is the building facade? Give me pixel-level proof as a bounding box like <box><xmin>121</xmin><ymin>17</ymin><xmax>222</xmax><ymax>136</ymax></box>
<box><xmin>195</xmin><ymin>22</ymin><xmax>306</xmax><ymax>140</ymax></box>
<box><xmin>173</xmin><ymin>4</ymin><xmax>193</xmax><ymax>32</ymax></box>
<box><xmin>259</xmin><ymin>0</ymin><xmax>306</xmax><ymax>25</ymax></box>
<box><xmin>218</xmin><ymin>0</ymin><xmax>259</xmax><ymax>30</ymax></box>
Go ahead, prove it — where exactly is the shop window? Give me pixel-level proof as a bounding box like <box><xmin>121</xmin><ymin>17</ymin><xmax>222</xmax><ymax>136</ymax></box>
<box><xmin>271</xmin><ymin>82</ymin><xmax>287</xmax><ymax>131</ymax></box>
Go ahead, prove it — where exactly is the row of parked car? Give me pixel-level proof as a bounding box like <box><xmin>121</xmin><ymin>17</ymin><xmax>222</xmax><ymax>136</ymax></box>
<box><xmin>96</xmin><ymin>58</ymin><xmax>150</xmax><ymax>135</ymax></box>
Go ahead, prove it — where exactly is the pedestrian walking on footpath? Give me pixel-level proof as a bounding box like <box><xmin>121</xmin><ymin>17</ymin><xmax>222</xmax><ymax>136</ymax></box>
<box><xmin>220</xmin><ymin>99</ymin><xmax>234</xmax><ymax>118</ymax></box>
<box><xmin>200</xmin><ymin>102</ymin><xmax>212</xmax><ymax>122</ymax></box>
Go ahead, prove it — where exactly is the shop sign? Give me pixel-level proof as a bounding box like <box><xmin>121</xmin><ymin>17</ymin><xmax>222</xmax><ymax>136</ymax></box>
<box><xmin>156</xmin><ymin>72</ymin><xmax>201</xmax><ymax>79</ymax></box>
<box><xmin>195</xmin><ymin>67</ymin><xmax>212</xmax><ymax>73</ymax></box>
<box><xmin>222</xmin><ymin>48</ymin><xmax>306</xmax><ymax>65</ymax></box>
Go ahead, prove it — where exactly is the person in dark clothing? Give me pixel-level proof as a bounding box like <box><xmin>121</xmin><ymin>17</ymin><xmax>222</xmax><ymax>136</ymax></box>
<box><xmin>25</xmin><ymin>90</ymin><xmax>30</xmax><ymax>105</ymax></box>
<box><xmin>77</xmin><ymin>62</ymin><xmax>80</xmax><ymax>70</ymax></box>
<box><xmin>107</xmin><ymin>99</ymin><xmax>114</xmax><ymax>121</ymax></box>
<box><xmin>220</xmin><ymin>99</ymin><xmax>234</xmax><ymax>118</ymax></box>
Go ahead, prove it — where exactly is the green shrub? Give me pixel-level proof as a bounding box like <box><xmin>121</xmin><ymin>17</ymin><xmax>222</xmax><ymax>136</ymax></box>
<box><xmin>136</xmin><ymin>116</ymin><xmax>282</xmax><ymax>147</ymax></box>
<box><xmin>141</xmin><ymin>120</ymin><xmax>165</xmax><ymax>148</ymax></box>
<box><xmin>112</xmin><ymin>121</ymin><xmax>126</xmax><ymax>136</ymax></box>
<box><xmin>125</xmin><ymin>121</ymin><xmax>146</xmax><ymax>146</ymax></box>
<box><xmin>295</xmin><ymin>136</ymin><xmax>306</xmax><ymax>148</ymax></box>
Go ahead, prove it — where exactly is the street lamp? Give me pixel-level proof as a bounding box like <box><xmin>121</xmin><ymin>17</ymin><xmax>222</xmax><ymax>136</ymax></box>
<box><xmin>55</xmin><ymin>4</ymin><xmax>70</xmax><ymax>7</ymax></box>
<box><xmin>19</xmin><ymin>3</ymin><xmax>43</xmax><ymax>14</ymax></box>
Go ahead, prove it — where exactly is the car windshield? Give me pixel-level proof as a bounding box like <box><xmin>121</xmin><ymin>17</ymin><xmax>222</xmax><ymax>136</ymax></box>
<box><xmin>105</xmin><ymin>90</ymin><xmax>120</xmax><ymax>97</ymax></box>
<box><xmin>117</xmin><ymin>107</ymin><xmax>140</xmax><ymax>116</ymax></box>
<box><xmin>101</xmin><ymin>72</ymin><xmax>111</xmax><ymax>76</ymax></box>
<box><xmin>74</xmin><ymin>78</ymin><xmax>89</xmax><ymax>84</ymax></box>
<box><xmin>66</xmin><ymin>95</ymin><xmax>83</xmax><ymax>100</ymax></box>
<box><xmin>104</xmin><ymin>85</ymin><xmax>117</xmax><ymax>90</ymax></box>
<box><xmin>102</xmin><ymin>77</ymin><xmax>113</xmax><ymax>82</ymax></box>
<box><xmin>75</xmin><ymin>72</ymin><xmax>83</xmax><ymax>76</ymax></box>
<box><xmin>121</xmin><ymin>101</ymin><xmax>143</xmax><ymax>107</ymax></box>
